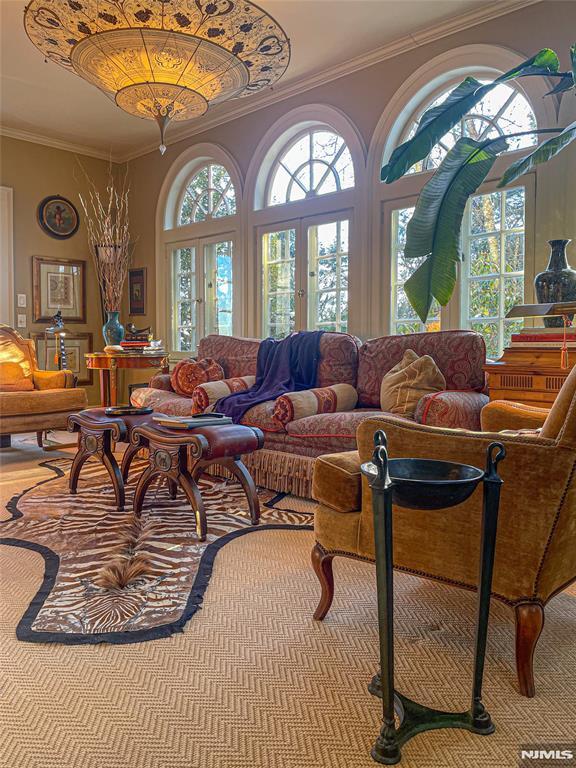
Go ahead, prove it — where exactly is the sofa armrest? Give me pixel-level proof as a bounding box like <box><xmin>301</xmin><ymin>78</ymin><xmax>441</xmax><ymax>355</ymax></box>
<box><xmin>312</xmin><ymin>450</ymin><xmax>362</xmax><ymax>514</ymax></box>
<box><xmin>480</xmin><ymin>400</ymin><xmax>549</xmax><ymax>432</ymax></box>
<box><xmin>415</xmin><ymin>390</ymin><xmax>489</xmax><ymax>430</ymax></box>
<box><xmin>148</xmin><ymin>372</ymin><xmax>174</xmax><ymax>392</ymax></box>
<box><xmin>33</xmin><ymin>369</ymin><xmax>75</xmax><ymax>390</ymax></box>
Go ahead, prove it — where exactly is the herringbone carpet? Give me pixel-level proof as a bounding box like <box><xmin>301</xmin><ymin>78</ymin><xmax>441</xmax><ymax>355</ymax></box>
<box><xmin>1</xmin><ymin>446</ymin><xmax>576</xmax><ymax>768</ymax></box>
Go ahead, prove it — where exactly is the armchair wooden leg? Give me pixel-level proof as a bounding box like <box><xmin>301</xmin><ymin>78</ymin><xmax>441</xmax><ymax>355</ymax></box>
<box><xmin>515</xmin><ymin>602</ymin><xmax>545</xmax><ymax>698</ymax></box>
<box><xmin>311</xmin><ymin>542</ymin><xmax>335</xmax><ymax>621</ymax></box>
<box><xmin>36</xmin><ymin>431</ymin><xmax>44</xmax><ymax>448</ymax></box>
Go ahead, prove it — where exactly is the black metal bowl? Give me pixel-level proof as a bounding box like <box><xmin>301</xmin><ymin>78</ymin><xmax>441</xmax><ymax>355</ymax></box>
<box><xmin>364</xmin><ymin>458</ymin><xmax>484</xmax><ymax>510</ymax></box>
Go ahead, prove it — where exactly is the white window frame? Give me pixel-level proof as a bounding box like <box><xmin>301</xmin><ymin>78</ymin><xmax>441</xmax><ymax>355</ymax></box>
<box><xmin>176</xmin><ymin>162</ymin><xmax>237</xmax><ymax>225</ymax></box>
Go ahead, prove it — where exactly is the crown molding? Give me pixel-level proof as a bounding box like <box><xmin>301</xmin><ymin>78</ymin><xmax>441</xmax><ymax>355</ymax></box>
<box><xmin>3</xmin><ymin>0</ymin><xmax>541</xmax><ymax>164</ymax></box>
<box><xmin>0</xmin><ymin>125</ymin><xmax>116</xmax><ymax>162</ymax></box>
<box><xmin>120</xmin><ymin>0</ymin><xmax>541</xmax><ymax>163</ymax></box>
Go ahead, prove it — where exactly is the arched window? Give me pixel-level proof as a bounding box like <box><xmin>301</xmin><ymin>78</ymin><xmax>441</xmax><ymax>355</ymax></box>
<box><xmin>404</xmin><ymin>81</ymin><xmax>537</xmax><ymax>174</ymax></box>
<box><xmin>178</xmin><ymin>163</ymin><xmax>237</xmax><ymax>224</ymax></box>
<box><xmin>267</xmin><ymin>129</ymin><xmax>355</xmax><ymax>206</ymax></box>
<box><xmin>248</xmin><ymin>108</ymin><xmax>363</xmax><ymax>340</ymax></box>
<box><xmin>375</xmin><ymin>64</ymin><xmax>541</xmax><ymax>358</ymax></box>
<box><xmin>156</xmin><ymin>146</ymin><xmax>242</xmax><ymax>355</ymax></box>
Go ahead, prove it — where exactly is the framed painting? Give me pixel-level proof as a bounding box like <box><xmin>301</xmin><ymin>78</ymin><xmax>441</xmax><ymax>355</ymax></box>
<box><xmin>33</xmin><ymin>256</ymin><xmax>86</xmax><ymax>323</ymax></box>
<box><xmin>37</xmin><ymin>195</ymin><xmax>80</xmax><ymax>239</ymax></box>
<box><xmin>32</xmin><ymin>332</ymin><xmax>93</xmax><ymax>385</ymax></box>
<box><xmin>129</xmin><ymin>267</ymin><xmax>146</xmax><ymax>316</ymax></box>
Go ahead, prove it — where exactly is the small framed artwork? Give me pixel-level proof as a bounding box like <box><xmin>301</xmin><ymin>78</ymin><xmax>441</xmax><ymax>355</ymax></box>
<box><xmin>32</xmin><ymin>332</ymin><xmax>93</xmax><ymax>385</ymax></box>
<box><xmin>33</xmin><ymin>256</ymin><xmax>86</xmax><ymax>323</ymax></box>
<box><xmin>129</xmin><ymin>267</ymin><xmax>146</xmax><ymax>315</ymax></box>
<box><xmin>37</xmin><ymin>195</ymin><xmax>80</xmax><ymax>239</ymax></box>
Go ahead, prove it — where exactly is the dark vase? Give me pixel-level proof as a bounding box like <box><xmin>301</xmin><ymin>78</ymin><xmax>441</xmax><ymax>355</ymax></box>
<box><xmin>534</xmin><ymin>239</ymin><xmax>576</xmax><ymax>327</ymax></box>
<box><xmin>102</xmin><ymin>311</ymin><xmax>125</xmax><ymax>345</ymax></box>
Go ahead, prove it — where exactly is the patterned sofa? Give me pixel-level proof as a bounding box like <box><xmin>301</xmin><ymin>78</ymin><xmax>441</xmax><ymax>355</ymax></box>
<box><xmin>132</xmin><ymin>331</ymin><xmax>488</xmax><ymax>496</ymax></box>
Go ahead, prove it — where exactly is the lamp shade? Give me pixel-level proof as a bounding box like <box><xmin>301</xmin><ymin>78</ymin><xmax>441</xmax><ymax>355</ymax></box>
<box><xmin>24</xmin><ymin>0</ymin><xmax>290</xmax><ymax>152</ymax></box>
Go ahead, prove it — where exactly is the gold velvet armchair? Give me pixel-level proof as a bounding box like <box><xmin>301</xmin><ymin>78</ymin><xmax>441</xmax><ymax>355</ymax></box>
<box><xmin>311</xmin><ymin>366</ymin><xmax>576</xmax><ymax>698</ymax></box>
<box><xmin>0</xmin><ymin>325</ymin><xmax>87</xmax><ymax>447</ymax></box>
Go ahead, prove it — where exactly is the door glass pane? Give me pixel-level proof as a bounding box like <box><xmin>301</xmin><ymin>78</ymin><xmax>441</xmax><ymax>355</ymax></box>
<box><xmin>262</xmin><ymin>229</ymin><xmax>296</xmax><ymax>338</ymax></box>
<box><xmin>464</xmin><ymin>186</ymin><xmax>525</xmax><ymax>357</ymax></box>
<box><xmin>390</xmin><ymin>207</ymin><xmax>440</xmax><ymax>334</ymax></box>
<box><xmin>172</xmin><ymin>247</ymin><xmax>196</xmax><ymax>352</ymax></box>
<box><xmin>307</xmin><ymin>219</ymin><xmax>349</xmax><ymax>332</ymax></box>
<box><xmin>204</xmin><ymin>240</ymin><xmax>233</xmax><ymax>337</ymax></box>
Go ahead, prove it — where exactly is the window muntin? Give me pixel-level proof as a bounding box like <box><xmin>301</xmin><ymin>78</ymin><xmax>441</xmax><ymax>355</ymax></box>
<box><xmin>268</xmin><ymin>130</ymin><xmax>355</xmax><ymax>206</ymax></box>
<box><xmin>308</xmin><ymin>219</ymin><xmax>349</xmax><ymax>332</ymax></box>
<box><xmin>179</xmin><ymin>163</ymin><xmax>237</xmax><ymax>224</ymax></box>
<box><xmin>262</xmin><ymin>228</ymin><xmax>296</xmax><ymax>339</ymax></box>
<box><xmin>391</xmin><ymin>207</ymin><xmax>441</xmax><ymax>335</ymax></box>
<box><xmin>404</xmin><ymin>82</ymin><xmax>537</xmax><ymax>174</ymax></box>
<box><xmin>463</xmin><ymin>187</ymin><xmax>525</xmax><ymax>358</ymax></box>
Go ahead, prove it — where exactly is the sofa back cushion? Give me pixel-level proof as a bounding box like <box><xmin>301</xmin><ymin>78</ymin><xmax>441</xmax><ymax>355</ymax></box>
<box><xmin>197</xmin><ymin>335</ymin><xmax>260</xmax><ymax>378</ymax></box>
<box><xmin>197</xmin><ymin>332</ymin><xmax>359</xmax><ymax>386</ymax></box>
<box><xmin>317</xmin><ymin>333</ymin><xmax>359</xmax><ymax>388</ymax></box>
<box><xmin>357</xmin><ymin>330</ymin><xmax>486</xmax><ymax>407</ymax></box>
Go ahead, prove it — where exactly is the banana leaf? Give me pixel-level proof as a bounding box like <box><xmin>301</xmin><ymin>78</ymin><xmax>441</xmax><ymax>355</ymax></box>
<box><xmin>499</xmin><ymin>120</ymin><xmax>576</xmax><ymax>187</ymax></box>
<box><xmin>381</xmin><ymin>48</ymin><xmax>559</xmax><ymax>183</ymax></box>
<box><xmin>403</xmin><ymin>137</ymin><xmax>508</xmax><ymax>322</ymax></box>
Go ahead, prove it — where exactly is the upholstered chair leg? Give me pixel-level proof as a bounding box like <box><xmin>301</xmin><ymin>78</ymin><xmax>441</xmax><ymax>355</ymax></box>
<box><xmin>515</xmin><ymin>602</ymin><xmax>545</xmax><ymax>698</ymax></box>
<box><xmin>311</xmin><ymin>542</ymin><xmax>335</xmax><ymax>621</ymax></box>
<box><xmin>36</xmin><ymin>431</ymin><xmax>43</xmax><ymax>448</ymax></box>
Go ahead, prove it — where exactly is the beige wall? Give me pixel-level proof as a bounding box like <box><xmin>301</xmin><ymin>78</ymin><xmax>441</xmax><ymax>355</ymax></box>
<box><xmin>0</xmin><ymin>136</ymin><xmax>113</xmax><ymax>404</ymax></box>
<box><xmin>125</xmin><ymin>0</ymin><xmax>576</xmax><ymax>344</ymax></box>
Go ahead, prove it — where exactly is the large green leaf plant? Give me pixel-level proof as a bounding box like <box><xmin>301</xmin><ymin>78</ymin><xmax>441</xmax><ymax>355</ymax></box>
<box><xmin>381</xmin><ymin>46</ymin><xmax>576</xmax><ymax>323</ymax></box>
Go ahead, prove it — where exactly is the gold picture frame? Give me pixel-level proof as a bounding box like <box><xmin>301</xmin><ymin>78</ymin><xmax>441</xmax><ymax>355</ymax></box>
<box><xmin>33</xmin><ymin>256</ymin><xmax>86</xmax><ymax>323</ymax></box>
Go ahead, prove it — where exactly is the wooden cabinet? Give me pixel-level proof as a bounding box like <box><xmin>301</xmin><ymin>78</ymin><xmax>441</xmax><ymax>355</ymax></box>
<box><xmin>484</xmin><ymin>347</ymin><xmax>574</xmax><ymax>408</ymax></box>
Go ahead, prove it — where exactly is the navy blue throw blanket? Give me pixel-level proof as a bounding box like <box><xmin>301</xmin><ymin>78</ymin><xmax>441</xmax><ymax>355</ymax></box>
<box><xmin>214</xmin><ymin>331</ymin><xmax>324</xmax><ymax>424</ymax></box>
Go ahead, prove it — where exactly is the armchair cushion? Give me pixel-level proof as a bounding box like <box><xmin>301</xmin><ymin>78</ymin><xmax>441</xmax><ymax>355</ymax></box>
<box><xmin>193</xmin><ymin>375</ymin><xmax>256</xmax><ymax>414</ymax></box>
<box><xmin>416</xmin><ymin>390</ymin><xmax>489</xmax><ymax>430</ymax></box>
<box><xmin>541</xmin><ymin>364</ymin><xmax>576</xmax><ymax>440</ymax></box>
<box><xmin>33</xmin><ymin>369</ymin><xmax>74</xmax><ymax>390</ymax></box>
<box><xmin>274</xmin><ymin>384</ymin><xmax>358</xmax><ymax>425</ymax></box>
<box><xmin>312</xmin><ymin>450</ymin><xmax>362</xmax><ymax>514</ymax></box>
<box><xmin>380</xmin><ymin>349</ymin><xmax>445</xmax><ymax>416</ymax></box>
<box><xmin>0</xmin><ymin>387</ymin><xmax>87</xmax><ymax>417</ymax></box>
<box><xmin>0</xmin><ymin>361</ymin><xmax>33</xmax><ymax>391</ymax></box>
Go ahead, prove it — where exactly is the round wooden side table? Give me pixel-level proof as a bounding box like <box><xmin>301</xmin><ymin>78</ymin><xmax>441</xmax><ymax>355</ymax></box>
<box><xmin>85</xmin><ymin>352</ymin><xmax>169</xmax><ymax>406</ymax></box>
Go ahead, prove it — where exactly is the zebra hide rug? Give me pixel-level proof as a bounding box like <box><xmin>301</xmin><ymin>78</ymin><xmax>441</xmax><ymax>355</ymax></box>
<box><xmin>1</xmin><ymin>458</ymin><xmax>313</xmax><ymax>644</ymax></box>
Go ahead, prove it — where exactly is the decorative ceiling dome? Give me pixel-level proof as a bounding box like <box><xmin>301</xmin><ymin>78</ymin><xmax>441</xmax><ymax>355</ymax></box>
<box><xmin>24</xmin><ymin>0</ymin><xmax>290</xmax><ymax>153</ymax></box>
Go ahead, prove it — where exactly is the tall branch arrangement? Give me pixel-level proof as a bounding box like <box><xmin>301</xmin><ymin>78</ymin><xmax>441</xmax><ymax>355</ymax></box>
<box><xmin>381</xmin><ymin>45</ymin><xmax>576</xmax><ymax>322</ymax></box>
<box><xmin>78</xmin><ymin>162</ymin><xmax>131</xmax><ymax>312</ymax></box>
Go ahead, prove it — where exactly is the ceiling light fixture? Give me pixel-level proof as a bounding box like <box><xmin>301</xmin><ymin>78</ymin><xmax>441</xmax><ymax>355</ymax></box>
<box><xmin>24</xmin><ymin>0</ymin><xmax>290</xmax><ymax>154</ymax></box>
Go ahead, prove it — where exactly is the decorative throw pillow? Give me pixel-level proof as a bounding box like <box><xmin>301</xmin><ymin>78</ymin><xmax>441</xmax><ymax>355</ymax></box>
<box><xmin>192</xmin><ymin>375</ymin><xmax>256</xmax><ymax>414</ymax></box>
<box><xmin>380</xmin><ymin>349</ymin><xmax>445</xmax><ymax>417</ymax></box>
<box><xmin>0</xmin><ymin>362</ymin><xmax>34</xmax><ymax>392</ymax></box>
<box><xmin>273</xmin><ymin>383</ymin><xmax>358</xmax><ymax>425</ymax></box>
<box><xmin>170</xmin><ymin>357</ymin><xmax>225</xmax><ymax>397</ymax></box>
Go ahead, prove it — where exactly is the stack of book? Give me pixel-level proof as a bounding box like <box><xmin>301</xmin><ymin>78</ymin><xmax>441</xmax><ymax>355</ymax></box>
<box><xmin>120</xmin><ymin>339</ymin><xmax>149</xmax><ymax>353</ymax></box>
<box><xmin>509</xmin><ymin>327</ymin><xmax>576</xmax><ymax>349</ymax></box>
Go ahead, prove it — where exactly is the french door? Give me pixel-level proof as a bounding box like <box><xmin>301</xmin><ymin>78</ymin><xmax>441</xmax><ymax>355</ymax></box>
<box><xmin>170</xmin><ymin>234</ymin><xmax>235</xmax><ymax>353</ymax></box>
<box><xmin>259</xmin><ymin>212</ymin><xmax>351</xmax><ymax>338</ymax></box>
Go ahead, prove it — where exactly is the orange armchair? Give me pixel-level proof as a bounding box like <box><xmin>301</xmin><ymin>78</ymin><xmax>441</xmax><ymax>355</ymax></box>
<box><xmin>311</xmin><ymin>366</ymin><xmax>576</xmax><ymax>698</ymax></box>
<box><xmin>0</xmin><ymin>325</ymin><xmax>87</xmax><ymax>447</ymax></box>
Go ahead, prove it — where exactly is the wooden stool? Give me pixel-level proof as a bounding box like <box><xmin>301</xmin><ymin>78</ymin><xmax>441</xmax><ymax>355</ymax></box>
<box><xmin>67</xmin><ymin>408</ymin><xmax>155</xmax><ymax>511</ymax></box>
<box><xmin>130</xmin><ymin>422</ymin><xmax>264</xmax><ymax>541</ymax></box>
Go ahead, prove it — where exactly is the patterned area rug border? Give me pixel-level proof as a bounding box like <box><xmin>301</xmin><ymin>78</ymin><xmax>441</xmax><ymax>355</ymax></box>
<box><xmin>1</xmin><ymin>460</ymin><xmax>312</xmax><ymax>646</ymax></box>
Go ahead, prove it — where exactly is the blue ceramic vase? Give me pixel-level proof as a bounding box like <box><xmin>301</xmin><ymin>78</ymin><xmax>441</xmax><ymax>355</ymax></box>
<box><xmin>102</xmin><ymin>311</ymin><xmax>125</xmax><ymax>345</ymax></box>
<box><xmin>534</xmin><ymin>239</ymin><xmax>576</xmax><ymax>327</ymax></box>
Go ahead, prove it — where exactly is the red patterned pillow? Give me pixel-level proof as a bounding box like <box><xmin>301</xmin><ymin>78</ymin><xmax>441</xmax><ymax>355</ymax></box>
<box><xmin>192</xmin><ymin>375</ymin><xmax>255</xmax><ymax>414</ymax></box>
<box><xmin>273</xmin><ymin>384</ymin><xmax>358</xmax><ymax>425</ymax></box>
<box><xmin>170</xmin><ymin>357</ymin><xmax>225</xmax><ymax>397</ymax></box>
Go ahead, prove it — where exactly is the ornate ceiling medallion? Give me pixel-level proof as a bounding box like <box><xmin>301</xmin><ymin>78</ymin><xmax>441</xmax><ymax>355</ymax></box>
<box><xmin>24</xmin><ymin>0</ymin><xmax>290</xmax><ymax>153</ymax></box>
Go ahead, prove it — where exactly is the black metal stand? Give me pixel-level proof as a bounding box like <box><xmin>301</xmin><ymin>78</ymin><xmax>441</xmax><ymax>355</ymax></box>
<box><xmin>362</xmin><ymin>432</ymin><xmax>505</xmax><ymax>765</ymax></box>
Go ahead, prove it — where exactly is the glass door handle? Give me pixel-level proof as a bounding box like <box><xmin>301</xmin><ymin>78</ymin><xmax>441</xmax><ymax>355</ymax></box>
<box><xmin>297</xmin><ymin>289</ymin><xmax>305</xmax><ymax>297</ymax></box>
<box><xmin>194</xmin><ymin>297</ymin><xmax>203</xmax><ymax>303</ymax></box>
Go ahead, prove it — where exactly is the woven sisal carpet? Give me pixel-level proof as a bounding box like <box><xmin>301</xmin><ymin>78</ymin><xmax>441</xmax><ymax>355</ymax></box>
<box><xmin>1</xmin><ymin>449</ymin><xmax>576</xmax><ymax>767</ymax></box>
